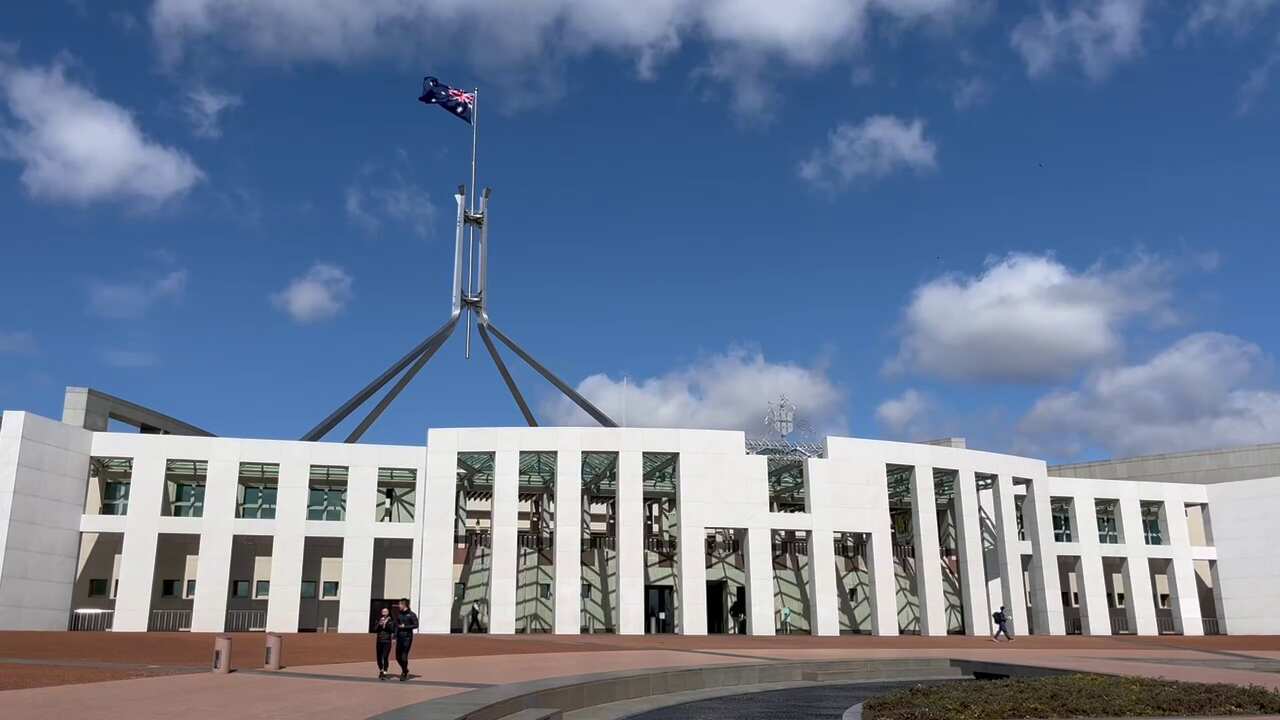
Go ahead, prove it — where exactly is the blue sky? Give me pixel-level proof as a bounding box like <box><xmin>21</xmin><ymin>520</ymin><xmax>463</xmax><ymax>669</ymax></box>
<box><xmin>2</xmin><ymin>0</ymin><xmax>1279</xmax><ymax>462</ymax></box>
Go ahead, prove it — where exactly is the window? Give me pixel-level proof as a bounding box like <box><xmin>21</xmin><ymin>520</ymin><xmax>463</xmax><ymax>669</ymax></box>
<box><xmin>165</xmin><ymin>460</ymin><xmax>207</xmax><ymax>517</ymax></box>
<box><xmin>1015</xmin><ymin>497</ymin><xmax>1026</xmax><ymax>541</ymax></box>
<box><xmin>321</xmin><ymin>581</ymin><xmax>339</xmax><ymax>599</ymax></box>
<box><xmin>237</xmin><ymin>463</ymin><xmax>279</xmax><ymax>519</ymax></box>
<box><xmin>301</xmin><ymin>581</ymin><xmax>317</xmax><ymax>599</ymax></box>
<box><xmin>539</xmin><ymin>583</ymin><xmax>552</xmax><ymax>600</ymax></box>
<box><xmin>102</xmin><ymin>481</ymin><xmax>130</xmax><ymax>516</ymax></box>
<box><xmin>581</xmin><ymin>582</ymin><xmax>591</xmax><ymax>600</ymax></box>
<box><xmin>308</xmin><ymin>466</ymin><xmax>348</xmax><ymax>521</ymax></box>
<box><xmin>1141</xmin><ymin>501</ymin><xmax>1165</xmax><ymax>545</ymax></box>
<box><xmin>1096</xmin><ymin>500</ymin><xmax>1120</xmax><ymax>544</ymax></box>
<box><xmin>185</xmin><ymin>579</ymin><xmax>197</xmax><ymax>598</ymax></box>
<box><xmin>1051</xmin><ymin>499</ymin><xmax>1074</xmax><ymax>542</ymax></box>
<box><xmin>161</xmin><ymin>579</ymin><xmax>181</xmax><ymax>597</ymax></box>
<box><xmin>88</xmin><ymin>579</ymin><xmax>109</xmax><ymax>597</ymax></box>
<box><xmin>232</xmin><ymin>580</ymin><xmax>250</xmax><ymax>598</ymax></box>
<box><xmin>255</xmin><ymin>580</ymin><xmax>270</xmax><ymax>599</ymax></box>
<box><xmin>90</xmin><ymin>457</ymin><xmax>132</xmax><ymax>515</ymax></box>
<box><xmin>376</xmin><ymin>468</ymin><xmax>416</xmax><ymax>522</ymax></box>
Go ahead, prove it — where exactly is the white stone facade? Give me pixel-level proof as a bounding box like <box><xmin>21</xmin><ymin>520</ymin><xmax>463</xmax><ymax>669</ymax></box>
<box><xmin>2</xmin><ymin>410</ymin><xmax>1277</xmax><ymax>635</ymax></box>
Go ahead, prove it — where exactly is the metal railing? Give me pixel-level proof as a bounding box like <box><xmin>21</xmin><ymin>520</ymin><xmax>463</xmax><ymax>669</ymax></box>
<box><xmin>1109</xmin><ymin>610</ymin><xmax>1132</xmax><ymax>634</ymax></box>
<box><xmin>583</xmin><ymin>534</ymin><xmax>614</xmax><ymax>551</ymax></box>
<box><xmin>226</xmin><ymin>609</ymin><xmax>267</xmax><ymax>632</ymax></box>
<box><xmin>1155</xmin><ymin>611</ymin><xmax>1178</xmax><ymax>634</ymax></box>
<box><xmin>517</xmin><ymin>531</ymin><xmax>553</xmax><ymax>550</ymax></box>
<box><xmin>834</xmin><ymin>539</ymin><xmax>866</xmax><ymax>559</ymax></box>
<box><xmin>149</xmin><ymin>609</ymin><xmax>192</xmax><ymax>632</ymax></box>
<box><xmin>1063</xmin><ymin>608</ymin><xmax>1082</xmax><ymax>635</ymax></box>
<box><xmin>69</xmin><ymin>609</ymin><xmax>114</xmax><ymax>631</ymax></box>
<box><xmin>1202</xmin><ymin>616</ymin><xmax>1222</xmax><ymax>635</ymax></box>
<box><xmin>645</xmin><ymin>535</ymin><xmax>677</xmax><ymax>555</ymax></box>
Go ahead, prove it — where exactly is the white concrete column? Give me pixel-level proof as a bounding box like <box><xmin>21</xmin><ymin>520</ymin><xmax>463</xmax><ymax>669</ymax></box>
<box><xmin>1117</xmin><ymin>498</ymin><xmax>1158</xmax><ymax>635</ymax></box>
<box><xmin>1121</xmin><ymin>555</ymin><xmax>1158</xmax><ymax>635</ymax></box>
<box><xmin>616</xmin><ymin>451</ymin><xmax>644</xmax><ymax>634</ymax></box>
<box><xmin>266</xmin><ymin>457</ymin><xmax>308</xmax><ymax>632</ymax></box>
<box><xmin>744</xmin><ymin>526</ymin><xmax>775</xmax><ymax>636</ymax></box>
<box><xmin>991</xmin><ymin>474</ymin><xmax>1029</xmax><ymax>635</ymax></box>
<box><xmin>977</xmin><ymin>485</ymin><xmax>1004</xmax><ymax>629</ymax></box>
<box><xmin>419</xmin><ymin>444</ymin><xmax>458</xmax><ymax>633</ymax></box>
<box><xmin>1163</xmin><ymin>496</ymin><xmax>1203</xmax><ymax>636</ymax></box>
<box><xmin>809</xmin><ymin>526</ymin><xmax>840</xmax><ymax>636</ymax></box>
<box><xmin>675</xmin><ymin>511</ymin><xmax>706</xmax><ymax>635</ymax></box>
<box><xmin>488</xmin><ymin>449</ymin><xmax>518</xmax><ymax>634</ymax></box>
<box><xmin>191</xmin><ymin>459</ymin><xmax>238</xmax><ymax>632</ymax></box>
<box><xmin>338</xmin><ymin>465</ymin><xmax>377</xmax><ymax>633</ymax></box>
<box><xmin>954</xmin><ymin>469</ymin><xmax>989</xmax><ymax>635</ymax></box>
<box><xmin>1072</xmin><ymin>498</ymin><xmax>1111</xmax><ymax>636</ymax></box>
<box><xmin>910</xmin><ymin>466</ymin><xmax>946</xmax><ymax>635</ymax></box>
<box><xmin>1023</xmin><ymin>478</ymin><xmax>1065</xmax><ymax>635</ymax></box>
<box><xmin>553</xmin><ymin>449</ymin><xmax>582</xmax><ymax>634</ymax></box>
<box><xmin>867</xmin><ymin>529</ymin><xmax>899</xmax><ymax>636</ymax></box>
<box><xmin>112</xmin><ymin>455</ymin><xmax>166</xmax><ymax>631</ymax></box>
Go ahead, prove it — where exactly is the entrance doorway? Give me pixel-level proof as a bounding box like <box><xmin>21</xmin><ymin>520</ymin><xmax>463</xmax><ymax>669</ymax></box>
<box><xmin>706</xmin><ymin>580</ymin><xmax>726</xmax><ymax>634</ymax></box>
<box><xmin>645</xmin><ymin>585</ymin><xmax>675</xmax><ymax>633</ymax></box>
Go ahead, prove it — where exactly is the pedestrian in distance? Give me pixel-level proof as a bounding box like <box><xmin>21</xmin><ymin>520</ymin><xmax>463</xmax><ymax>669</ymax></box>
<box><xmin>374</xmin><ymin>606</ymin><xmax>395</xmax><ymax>679</ymax></box>
<box><xmin>467</xmin><ymin>601</ymin><xmax>484</xmax><ymax>634</ymax></box>
<box><xmin>395</xmin><ymin>597</ymin><xmax>419</xmax><ymax>681</ymax></box>
<box><xmin>992</xmin><ymin>605</ymin><xmax>1014</xmax><ymax>642</ymax></box>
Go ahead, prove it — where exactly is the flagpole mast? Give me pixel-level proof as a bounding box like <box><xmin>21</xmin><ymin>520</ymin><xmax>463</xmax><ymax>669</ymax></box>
<box><xmin>464</xmin><ymin>88</ymin><xmax>479</xmax><ymax>359</ymax></box>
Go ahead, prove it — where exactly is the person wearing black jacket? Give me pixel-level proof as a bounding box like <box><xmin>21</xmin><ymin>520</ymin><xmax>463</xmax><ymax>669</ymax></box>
<box><xmin>373</xmin><ymin>606</ymin><xmax>395</xmax><ymax>679</ymax></box>
<box><xmin>394</xmin><ymin>597</ymin><xmax>419</xmax><ymax>681</ymax></box>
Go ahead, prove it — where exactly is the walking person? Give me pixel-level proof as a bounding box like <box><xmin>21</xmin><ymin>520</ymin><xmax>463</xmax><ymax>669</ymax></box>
<box><xmin>374</xmin><ymin>607</ymin><xmax>395</xmax><ymax>680</ymax></box>
<box><xmin>467</xmin><ymin>601</ymin><xmax>484</xmax><ymax>634</ymax></box>
<box><xmin>394</xmin><ymin>597</ymin><xmax>419</xmax><ymax>681</ymax></box>
<box><xmin>991</xmin><ymin>605</ymin><xmax>1014</xmax><ymax>643</ymax></box>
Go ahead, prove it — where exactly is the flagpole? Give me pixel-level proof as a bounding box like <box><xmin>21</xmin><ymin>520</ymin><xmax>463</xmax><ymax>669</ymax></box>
<box><xmin>464</xmin><ymin>88</ymin><xmax>478</xmax><ymax>359</ymax></box>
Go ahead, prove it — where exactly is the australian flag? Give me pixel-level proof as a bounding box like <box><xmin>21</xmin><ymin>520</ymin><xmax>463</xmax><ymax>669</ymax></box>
<box><xmin>419</xmin><ymin>76</ymin><xmax>475</xmax><ymax>124</ymax></box>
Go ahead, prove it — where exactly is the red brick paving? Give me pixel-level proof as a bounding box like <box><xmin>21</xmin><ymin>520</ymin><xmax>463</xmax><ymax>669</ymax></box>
<box><xmin>2</xmin><ymin>631</ymin><xmax>1278</xmax><ymax>691</ymax></box>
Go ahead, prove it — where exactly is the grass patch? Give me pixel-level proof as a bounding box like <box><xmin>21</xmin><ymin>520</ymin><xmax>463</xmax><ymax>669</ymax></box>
<box><xmin>862</xmin><ymin>673</ymin><xmax>1280</xmax><ymax>719</ymax></box>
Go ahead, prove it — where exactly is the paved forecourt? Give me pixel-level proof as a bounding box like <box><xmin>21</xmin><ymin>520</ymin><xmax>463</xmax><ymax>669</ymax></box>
<box><xmin>3</xmin><ymin>634</ymin><xmax>1280</xmax><ymax>720</ymax></box>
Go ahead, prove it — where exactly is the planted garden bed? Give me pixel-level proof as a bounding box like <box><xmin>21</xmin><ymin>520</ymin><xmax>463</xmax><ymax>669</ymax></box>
<box><xmin>862</xmin><ymin>673</ymin><xmax>1280</xmax><ymax>719</ymax></box>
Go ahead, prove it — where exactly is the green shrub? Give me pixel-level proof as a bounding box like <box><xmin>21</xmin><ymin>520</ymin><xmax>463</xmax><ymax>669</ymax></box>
<box><xmin>862</xmin><ymin>673</ymin><xmax>1280</xmax><ymax>719</ymax></box>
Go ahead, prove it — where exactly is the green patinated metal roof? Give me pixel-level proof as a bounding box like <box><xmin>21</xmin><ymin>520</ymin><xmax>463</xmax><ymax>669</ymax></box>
<box><xmin>519</xmin><ymin>451</ymin><xmax>556</xmax><ymax>489</ymax></box>
<box><xmin>582</xmin><ymin>451</ymin><xmax>618</xmax><ymax>493</ymax></box>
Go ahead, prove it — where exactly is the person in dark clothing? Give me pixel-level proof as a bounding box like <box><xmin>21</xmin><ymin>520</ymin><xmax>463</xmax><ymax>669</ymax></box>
<box><xmin>729</xmin><ymin>597</ymin><xmax>745</xmax><ymax>634</ymax></box>
<box><xmin>394</xmin><ymin>597</ymin><xmax>419</xmax><ymax>681</ymax></box>
<box><xmin>992</xmin><ymin>605</ymin><xmax>1014</xmax><ymax>642</ymax></box>
<box><xmin>374</xmin><ymin>606</ymin><xmax>395</xmax><ymax>679</ymax></box>
<box><xmin>467</xmin><ymin>602</ymin><xmax>484</xmax><ymax>633</ymax></box>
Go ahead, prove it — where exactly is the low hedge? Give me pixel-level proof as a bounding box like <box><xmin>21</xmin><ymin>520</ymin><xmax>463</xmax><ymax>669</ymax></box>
<box><xmin>862</xmin><ymin>673</ymin><xmax>1280</xmax><ymax>719</ymax></box>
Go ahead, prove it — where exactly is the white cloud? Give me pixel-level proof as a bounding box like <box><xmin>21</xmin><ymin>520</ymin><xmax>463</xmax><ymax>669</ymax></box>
<box><xmin>799</xmin><ymin>115</ymin><xmax>938</xmax><ymax>190</ymax></box>
<box><xmin>102</xmin><ymin>349</ymin><xmax>160</xmax><ymax>368</ymax></box>
<box><xmin>150</xmin><ymin>0</ymin><xmax>978</xmax><ymax>118</ymax></box>
<box><xmin>1022</xmin><ymin>332</ymin><xmax>1280</xmax><ymax>457</ymax></box>
<box><xmin>952</xmin><ymin>75</ymin><xmax>990</xmax><ymax>110</ymax></box>
<box><xmin>876</xmin><ymin>388</ymin><xmax>928</xmax><ymax>434</ymax></box>
<box><xmin>1011</xmin><ymin>0</ymin><xmax>1145</xmax><ymax>81</ymax></box>
<box><xmin>346</xmin><ymin>170</ymin><xmax>436</xmax><ymax>239</ymax></box>
<box><xmin>184</xmin><ymin>85</ymin><xmax>241</xmax><ymax>138</ymax></box>
<box><xmin>890</xmin><ymin>253</ymin><xmax>1171</xmax><ymax>383</ymax></box>
<box><xmin>271</xmin><ymin>262</ymin><xmax>354</xmax><ymax>324</ymax></box>
<box><xmin>88</xmin><ymin>269</ymin><xmax>189</xmax><ymax>320</ymax></box>
<box><xmin>1237</xmin><ymin>37</ymin><xmax>1280</xmax><ymax>114</ymax></box>
<box><xmin>0</xmin><ymin>56</ymin><xmax>203</xmax><ymax>204</ymax></box>
<box><xmin>544</xmin><ymin>348</ymin><xmax>844</xmax><ymax>435</ymax></box>
<box><xmin>1187</xmin><ymin>0</ymin><xmax>1279</xmax><ymax>33</ymax></box>
<box><xmin>0</xmin><ymin>330</ymin><xmax>37</xmax><ymax>355</ymax></box>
